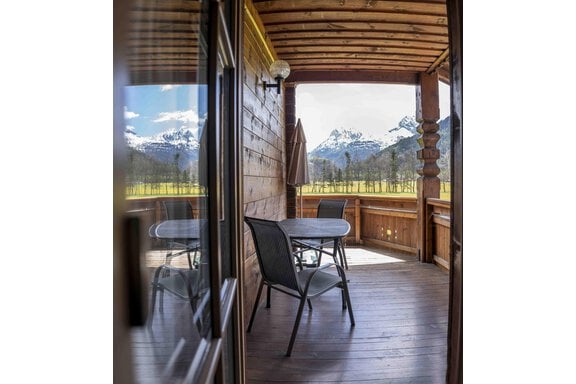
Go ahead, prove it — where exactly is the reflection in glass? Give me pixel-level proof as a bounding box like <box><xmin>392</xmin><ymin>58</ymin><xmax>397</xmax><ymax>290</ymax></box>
<box><xmin>122</xmin><ymin>0</ymin><xmax>212</xmax><ymax>381</ymax></box>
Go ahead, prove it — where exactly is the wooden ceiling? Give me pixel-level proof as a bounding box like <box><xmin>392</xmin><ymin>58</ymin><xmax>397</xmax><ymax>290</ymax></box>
<box><xmin>251</xmin><ymin>0</ymin><xmax>450</xmax><ymax>83</ymax></box>
<box><xmin>126</xmin><ymin>0</ymin><xmax>450</xmax><ymax>84</ymax></box>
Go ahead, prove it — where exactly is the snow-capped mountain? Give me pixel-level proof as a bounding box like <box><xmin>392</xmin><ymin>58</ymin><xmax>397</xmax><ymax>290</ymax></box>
<box><xmin>125</xmin><ymin>127</ymin><xmax>200</xmax><ymax>169</ymax></box>
<box><xmin>309</xmin><ymin>116</ymin><xmax>418</xmax><ymax>168</ymax></box>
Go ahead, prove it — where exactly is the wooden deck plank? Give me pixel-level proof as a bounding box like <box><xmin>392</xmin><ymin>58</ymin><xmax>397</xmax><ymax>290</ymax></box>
<box><xmin>246</xmin><ymin>247</ymin><xmax>449</xmax><ymax>383</ymax></box>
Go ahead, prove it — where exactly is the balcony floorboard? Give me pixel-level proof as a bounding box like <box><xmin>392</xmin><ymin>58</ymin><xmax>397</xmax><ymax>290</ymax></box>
<box><xmin>246</xmin><ymin>246</ymin><xmax>449</xmax><ymax>383</ymax></box>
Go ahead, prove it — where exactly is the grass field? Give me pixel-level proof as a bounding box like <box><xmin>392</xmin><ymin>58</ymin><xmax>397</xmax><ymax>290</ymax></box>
<box><xmin>127</xmin><ymin>181</ymin><xmax>451</xmax><ymax>200</ymax></box>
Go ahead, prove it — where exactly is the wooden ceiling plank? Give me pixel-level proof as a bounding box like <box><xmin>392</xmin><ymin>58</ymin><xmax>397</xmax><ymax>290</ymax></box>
<box><xmin>279</xmin><ymin>52</ymin><xmax>435</xmax><ymax>62</ymax></box>
<box><xmin>259</xmin><ymin>11</ymin><xmax>448</xmax><ymax>26</ymax></box>
<box><xmin>275</xmin><ymin>45</ymin><xmax>442</xmax><ymax>56</ymax></box>
<box><xmin>272</xmin><ymin>38</ymin><xmax>447</xmax><ymax>50</ymax></box>
<box><xmin>254</xmin><ymin>0</ymin><xmax>446</xmax><ymax>16</ymax></box>
<box><xmin>287</xmin><ymin>58</ymin><xmax>430</xmax><ymax>67</ymax></box>
<box><xmin>265</xmin><ymin>21</ymin><xmax>447</xmax><ymax>35</ymax></box>
<box><xmin>269</xmin><ymin>30</ymin><xmax>449</xmax><ymax>43</ymax></box>
<box><xmin>289</xmin><ymin>64</ymin><xmax>427</xmax><ymax>71</ymax></box>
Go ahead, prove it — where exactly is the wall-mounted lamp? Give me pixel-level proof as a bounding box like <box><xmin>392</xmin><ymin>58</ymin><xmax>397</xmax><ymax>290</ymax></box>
<box><xmin>263</xmin><ymin>60</ymin><xmax>291</xmax><ymax>94</ymax></box>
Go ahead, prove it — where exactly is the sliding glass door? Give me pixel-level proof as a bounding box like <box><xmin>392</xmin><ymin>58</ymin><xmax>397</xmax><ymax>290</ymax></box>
<box><xmin>113</xmin><ymin>0</ymin><xmax>241</xmax><ymax>382</ymax></box>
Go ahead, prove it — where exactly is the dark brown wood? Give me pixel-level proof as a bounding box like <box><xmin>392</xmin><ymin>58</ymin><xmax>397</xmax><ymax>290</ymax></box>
<box><xmin>446</xmin><ymin>0</ymin><xmax>463</xmax><ymax>382</ymax></box>
<box><xmin>285</xmin><ymin>84</ymin><xmax>297</xmax><ymax>218</ymax></box>
<box><xmin>246</xmin><ymin>247</ymin><xmax>449</xmax><ymax>382</ymax></box>
<box><xmin>287</xmin><ymin>70</ymin><xmax>419</xmax><ymax>84</ymax></box>
<box><xmin>416</xmin><ymin>72</ymin><xmax>441</xmax><ymax>263</ymax></box>
<box><xmin>265</xmin><ymin>21</ymin><xmax>449</xmax><ymax>35</ymax></box>
<box><xmin>259</xmin><ymin>11</ymin><xmax>448</xmax><ymax>26</ymax></box>
<box><xmin>255</xmin><ymin>0</ymin><xmax>447</xmax><ymax>15</ymax></box>
<box><xmin>269</xmin><ymin>30</ymin><xmax>449</xmax><ymax>43</ymax></box>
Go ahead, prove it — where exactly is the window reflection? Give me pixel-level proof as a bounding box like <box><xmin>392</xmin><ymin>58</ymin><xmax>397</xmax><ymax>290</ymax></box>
<box><xmin>123</xmin><ymin>0</ymin><xmax>212</xmax><ymax>381</ymax></box>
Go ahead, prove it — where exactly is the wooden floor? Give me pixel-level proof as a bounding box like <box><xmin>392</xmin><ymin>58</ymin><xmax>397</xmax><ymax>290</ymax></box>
<box><xmin>245</xmin><ymin>247</ymin><xmax>449</xmax><ymax>383</ymax></box>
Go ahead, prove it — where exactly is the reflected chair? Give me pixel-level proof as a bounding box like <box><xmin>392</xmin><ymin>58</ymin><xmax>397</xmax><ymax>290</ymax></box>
<box><xmin>245</xmin><ymin>216</ymin><xmax>355</xmax><ymax>356</ymax></box>
<box><xmin>147</xmin><ymin>263</ymin><xmax>209</xmax><ymax>333</ymax></box>
<box><xmin>160</xmin><ymin>200</ymin><xmax>200</xmax><ymax>269</ymax></box>
<box><xmin>293</xmin><ymin>199</ymin><xmax>349</xmax><ymax>269</ymax></box>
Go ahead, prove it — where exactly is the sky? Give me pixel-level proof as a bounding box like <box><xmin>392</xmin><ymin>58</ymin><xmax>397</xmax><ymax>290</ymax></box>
<box><xmin>124</xmin><ymin>84</ymin><xmax>206</xmax><ymax>138</ymax></box>
<box><xmin>296</xmin><ymin>82</ymin><xmax>451</xmax><ymax>149</ymax></box>
<box><xmin>124</xmin><ymin>82</ymin><xmax>450</xmax><ymax>149</ymax></box>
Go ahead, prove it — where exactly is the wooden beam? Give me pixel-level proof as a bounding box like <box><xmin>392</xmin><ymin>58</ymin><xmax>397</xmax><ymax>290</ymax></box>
<box><xmin>269</xmin><ymin>30</ymin><xmax>449</xmax><ymax>43</ymax></box>
<box><xmin>254</xmin><ymin>0</ymin><xmax>447</xmax><ymax>16</ymax></box>
<box><xmin>259</xmin><ymin>11</ymin><xmax>448</xmax><ymax>26</ymax></box>
<box><xmin>289</xmin><ymin>64</ymin><xmax>428</xmax><ymax>71</ymax></box>
<box><xmin>129</xmin><ymin>70</ymin><xmax>198</xmax><ymax>85</ymax></box>
<box><xmin>279</xmin><ymin>52</ymin><xmax>436</xmax><ymax>63</ymax></box>
<box><xmin>426</xmin><ymin>48</ymin><xmax>450</xmax><ymax>74</ymax></box>
<box><xmin>276</xmin><ymin>45</ymin><xmax>443</xmax><ymax>56</ymax></box>
<box><xmin>272</xmin><ymin>38</ymin><xmax>447</xmax><ymax>50</ymax></box>
<box><xmin>287</xmin><ymin>70</ymin><xmax>419</xmax><ymax>84</ymax></box>
<box><xmin>287</xmin><ymin>58</ymin><xmax>430</xmax><ymax>67</ymax></box>
<box><xmin>265</xmin><ymin>22</ymin><xmax>448</xmax><ymax>35</ymax></box>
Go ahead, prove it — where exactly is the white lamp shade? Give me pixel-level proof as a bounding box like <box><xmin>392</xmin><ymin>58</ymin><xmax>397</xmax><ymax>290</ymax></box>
<box><xmin>270</xmin><ymin>60</ymin><xmax>291</xmax><ymax>79</ymax></box>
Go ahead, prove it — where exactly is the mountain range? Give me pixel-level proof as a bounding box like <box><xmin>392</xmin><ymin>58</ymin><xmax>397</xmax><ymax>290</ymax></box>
<box><xmin>124</xmin><ymin>115</ymin><xmax>450</xmax><ymax>172</ymax></box>
<box><xmin>308</xmin><ymin>116</ymin><xmax>419</xmax><ymax>168</ymax></box>
<box><xmin>125</xmin><ymin>126</ymin><xmax>200</xmax><ymax>169</ymax></box>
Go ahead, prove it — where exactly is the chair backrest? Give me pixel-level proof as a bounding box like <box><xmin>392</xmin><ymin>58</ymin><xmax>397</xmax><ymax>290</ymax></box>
<box><xmin>244</xmin><ymin>217</ymin><xmax>300</xmax><ymax>292</ymax></box>
<box><xmin>162</xmin><ymin>200</ymin><xmax>194</xmax><ymax>220</ymax></box>
<box><xmin>317</xmin><ymin>199</ymin><xmax>347</xmax><ymax>219</ymax></box>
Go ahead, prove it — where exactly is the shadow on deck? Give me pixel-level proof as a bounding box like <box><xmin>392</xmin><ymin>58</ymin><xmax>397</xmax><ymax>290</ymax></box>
<box><xmin>246</xmin><ymin>247</ymin><xmax>449</xmax><ymax>383</ymax></box>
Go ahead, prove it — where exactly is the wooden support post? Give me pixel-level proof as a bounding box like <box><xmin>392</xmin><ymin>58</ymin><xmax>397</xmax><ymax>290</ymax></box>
<box><xmin>285</xmin><ymin>83</ymin><xmax>297</xmax><ymax>218</ymax></box>
<box><xmin>355</xmin><ymin>198</ymin><xmax>362</xmax><ymax>244</ymax></box>
<box><xmin>416</xmin><ymin>72</ymin><xmax>441</xmax><ymax>263</ymax></box>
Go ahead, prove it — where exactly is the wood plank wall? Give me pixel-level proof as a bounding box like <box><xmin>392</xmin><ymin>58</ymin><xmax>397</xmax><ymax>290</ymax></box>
<box><xmin>241</xmin><ymin>3</ymin><xmax>287</xmax><ymax>324</ymax></box>
<box><xmin>428</xmin><ymin>198</ymin><xmax>451</xmax><ymax>270</ymax></box>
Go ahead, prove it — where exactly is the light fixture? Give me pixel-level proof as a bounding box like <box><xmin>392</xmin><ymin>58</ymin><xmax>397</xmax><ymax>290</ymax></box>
<box><xmin>263</xmin><ymin>60</ymin><xmax>291</xmax><ymax>94</ymax></box>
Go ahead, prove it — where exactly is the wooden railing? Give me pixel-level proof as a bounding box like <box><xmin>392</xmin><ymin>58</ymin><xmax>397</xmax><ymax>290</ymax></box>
<box><xmin>299</xmin><ymin>195</ymin><xmax>451</xmax><ymax>270</ymax></box>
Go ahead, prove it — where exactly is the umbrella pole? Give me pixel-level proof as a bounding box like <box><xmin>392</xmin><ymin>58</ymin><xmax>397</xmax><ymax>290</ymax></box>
<box><xmin>299</xmin><ymin>185</ymin><xmax>303</xmax><ymax>218</ymax></box>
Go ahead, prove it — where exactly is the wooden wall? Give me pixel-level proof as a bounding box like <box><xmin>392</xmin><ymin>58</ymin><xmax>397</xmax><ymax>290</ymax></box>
<box><xmin>241</xmin><ymin>3</ymin><xmax>287</xmax><ymax>323</ymax></box>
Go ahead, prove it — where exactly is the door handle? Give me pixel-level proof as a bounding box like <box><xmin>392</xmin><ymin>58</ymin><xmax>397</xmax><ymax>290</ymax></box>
<box><xmin>123</xmin><ymin>216</ymin><xmax>148</xmax><ymax>326</ymax></box>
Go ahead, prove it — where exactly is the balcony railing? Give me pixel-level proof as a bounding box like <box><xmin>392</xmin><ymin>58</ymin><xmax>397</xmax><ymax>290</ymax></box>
<box><xmin>127</xmin><ymin>194</ymin><xmax>451</xmax><ymax>270</ymax></box>
<box><xmin>298</xmin><ymin>194</ymin><xmax>451</xmax><ymax>270</ymax></box>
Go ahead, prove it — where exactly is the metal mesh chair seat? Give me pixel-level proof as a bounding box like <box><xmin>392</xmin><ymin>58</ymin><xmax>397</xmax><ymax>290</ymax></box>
<box><xmin>245</xmin><ymin>216</ymin><xmax>355</xmax><ymax>356</ymax></box>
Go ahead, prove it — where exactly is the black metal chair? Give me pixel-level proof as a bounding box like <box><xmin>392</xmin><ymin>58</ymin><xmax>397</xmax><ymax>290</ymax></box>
<box><xmin>160</xmin><ymin>200</ymin><xmax>200</xmax><ymax>269</ymax></box>
<box><xmin>244</xmin><ymin>216</ymin><xmax>355</xmax><ymax>356</ymax></box>
<box><xmin>294</xmin><ymin>199</ymin><xmax>349</xmax><ymax>269</ymax></box>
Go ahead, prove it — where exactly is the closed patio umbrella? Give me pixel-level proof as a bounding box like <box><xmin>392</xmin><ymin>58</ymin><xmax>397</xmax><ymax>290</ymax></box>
<box><xmin>287</xmin><ymin>118</ymin><xmax>310</xmax><ymax>217</ymax></box>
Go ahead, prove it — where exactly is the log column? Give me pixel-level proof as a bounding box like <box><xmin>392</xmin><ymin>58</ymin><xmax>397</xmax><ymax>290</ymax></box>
<box><xmin>416</xmin><ymin>72</ymin><xmax>440</xmax><ymax>263</ymax></box>
<box><xmin>285</xmin><ymin>82</ymin><xmax>297</xmax><ymax>218</ymax></box>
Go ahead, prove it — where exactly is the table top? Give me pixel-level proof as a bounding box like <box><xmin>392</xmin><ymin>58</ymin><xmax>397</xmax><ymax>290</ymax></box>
<box><xmin>279</xmin><ymin>218</ymin><xmax>350</xmax><ymax>240</ymax></box>
<box><xmin>151</xmin><ymin>219</ymin><xmax>201</xmax><ymax>239</ymax></box>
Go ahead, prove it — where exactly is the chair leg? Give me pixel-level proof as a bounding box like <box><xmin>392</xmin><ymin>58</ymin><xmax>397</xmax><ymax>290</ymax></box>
<box><xmin>307</xmin><ymin>299</ymin><xmax>312</xmax><ymax>310</ymax></box>
<box><xmin>339</xmin><ymin>240</ymin><xmax>349</xmax><ymax>270</ymax></box>
<box><xmin>248</xmin><ymin>280</ymin><xmax>265</xmax><ymax>332</ymax></box>
<box><xmin>148</xmin><ymin>285</ymin><xmax>158</xmax><ymax>328</ymax></box>
<box><xmin>286</xmin><ymin>296</ymin><xmax>308</xmax><ymax>357</ymax></box>
<box><xmin>342</xmin><ymin>281</ymin><xmax>355</xmax><ymax>326</ymax></box>
<box><xmin>266</xmin><ymin>285</ymin><xmax>272</xmax><ymax>308</ymax></box>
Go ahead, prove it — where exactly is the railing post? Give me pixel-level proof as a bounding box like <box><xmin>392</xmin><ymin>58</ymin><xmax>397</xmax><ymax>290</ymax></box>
<box><xmin>416</xmin><ymin>72</ymin><xmax>440</xmax><ymax>263</ymax></box>
<box><xmin>355</xmin><ymin>197</ymin><xmax>361</xmax><ymax>244</ymax></box>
